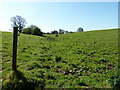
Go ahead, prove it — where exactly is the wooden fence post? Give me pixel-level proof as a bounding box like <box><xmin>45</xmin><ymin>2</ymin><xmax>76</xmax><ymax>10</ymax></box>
<box><xmin>12</xmin><ymin>27</ymin><xmax>18</xmax><ymax>70</ymax></box>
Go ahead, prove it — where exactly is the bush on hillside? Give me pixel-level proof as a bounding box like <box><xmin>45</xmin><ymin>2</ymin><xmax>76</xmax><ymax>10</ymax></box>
<box><xmin>22</xmin><ymin>28</ymin><xmax>32</xmax><ymax>34</ymax></box>
<box><xmin>51</xmin><ymin>30</ymin><xmax>58</xmax><ymax>34</ymax></box>
<box><xmin>32</xmin><ymin>27</ymin><xmax>43</xmax><ymax>36</ymax></box>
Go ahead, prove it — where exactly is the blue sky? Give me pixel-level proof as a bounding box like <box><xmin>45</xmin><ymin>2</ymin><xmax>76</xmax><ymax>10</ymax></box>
<box><xmin>0</xmin><ymin>2</ymin><xmax>118</xmax><ymax>32</ymax></box>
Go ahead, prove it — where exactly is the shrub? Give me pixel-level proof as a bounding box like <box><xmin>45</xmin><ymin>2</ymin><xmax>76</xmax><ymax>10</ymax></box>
<box><xmin>32</xmin><ymin>27</ymin><xmax>43</xmax><ymax>36</ymax></box>
<box><xmin>51</xmin><ymin>30</ymin><xmax>58</xmax><ymax>34</ymax></box>
<box><xmin>22</xmin><ymin>28</ymin><xmax>32</xmax><ymax>34</ymax></box>
<box><xmin>55</xmin><ymin>34</ymin><xmax>58</xmax><ymax>37</ymax></box>
<box><xmin>55</xmin><ymin>56</ymin><xmax>61</xmax><ymax>63</ymax></box>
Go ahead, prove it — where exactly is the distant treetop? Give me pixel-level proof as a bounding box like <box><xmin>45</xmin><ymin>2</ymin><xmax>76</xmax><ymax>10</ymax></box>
<box><xmin>28</xmin><ymin>25</ymin><xmax>38</xmax><ymax>30</ymax></box>
<box><xmin>76</xmin><ymin>27</ymin><xmax>84</xmax><ymax>32</ymax></box>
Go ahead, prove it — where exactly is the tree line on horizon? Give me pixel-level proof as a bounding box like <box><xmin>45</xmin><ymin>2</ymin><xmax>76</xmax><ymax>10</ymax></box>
<box><xmin>11</xmin><ymin>15</ymin><xmax>84</xmax><ymax>36</ymax></box>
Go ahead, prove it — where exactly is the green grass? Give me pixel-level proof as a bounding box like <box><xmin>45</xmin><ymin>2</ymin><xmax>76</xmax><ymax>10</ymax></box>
<box><xmin>2</xmin><ymin>29</ymin><xmax>119</xmax><ymax>89</ymax></box>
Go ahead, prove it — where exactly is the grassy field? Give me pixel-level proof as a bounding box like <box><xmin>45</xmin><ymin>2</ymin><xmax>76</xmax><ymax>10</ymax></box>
<box><xmin>2</xmin><ymin>29</ymin><xmax>119</xmax><ymax>89</ymax></box>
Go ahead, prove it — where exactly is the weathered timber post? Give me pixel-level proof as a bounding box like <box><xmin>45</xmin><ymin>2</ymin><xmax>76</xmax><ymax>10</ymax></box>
<box><xmin>12</xmin><ymin>27</ymin><xmax>18</xmax><ymax>70</ymax></box>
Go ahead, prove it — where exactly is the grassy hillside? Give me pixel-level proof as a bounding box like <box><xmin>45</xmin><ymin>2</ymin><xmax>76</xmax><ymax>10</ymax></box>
<box><xmin>2</xmin><ymin>29</ymin><xmax>119</xmax><ymax>88</ymax></box>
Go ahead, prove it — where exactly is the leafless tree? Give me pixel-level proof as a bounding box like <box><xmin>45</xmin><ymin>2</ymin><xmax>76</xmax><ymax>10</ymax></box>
<box><xmin>11</xmin><ymin>15</ymin><xmax>27</xmax><ymax>33</ymax></box>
